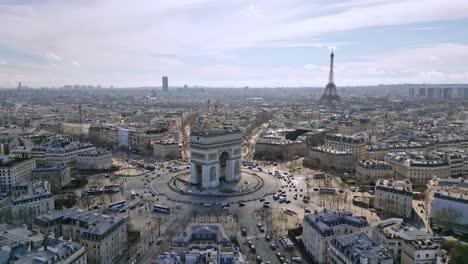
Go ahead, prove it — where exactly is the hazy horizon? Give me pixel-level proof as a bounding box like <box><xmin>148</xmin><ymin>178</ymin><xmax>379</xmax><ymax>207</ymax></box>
<box><xmin>1</xmin><ymin>0</ymin><xmax>468</xmax><ymax>88</ymax></box>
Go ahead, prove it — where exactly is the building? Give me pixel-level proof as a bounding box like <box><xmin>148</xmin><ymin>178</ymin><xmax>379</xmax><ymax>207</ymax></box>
<box><xmin>154</xmin><ymin>140</ymin><xmax>180</xmax><ymax>160</ymax></box>
<box><xmin>374</xmin><ymin>179</ymin><xmax>413</xmax><ymax>219</ymax></box>
<box><xmin>356</xmin><ymin>160</ymin><xmax>394</xmax><ymax>184</ymax></box>
<box><xmin>32</xmin><ymin>165</ymin><xmax>71</xmax><ymax>193</ymax></box>
<box><xmin>385</xmin><ymin>152</ymin><xmax>450</xmax><ymax>186</ymax></box>
<box><xmin>338</xmin><ymin>118</ymin><xmax>372</xmax><ymax>135</ymax></box>
<box><xmin>190</xmin><ymin>128</ymin><xmax>242</xmax><ymax>188</ymax></box>
<box><xmin>10</xmin><ymin>146</ymin><xmax>47</xmax><ymax>166</ymax></box>
<box><xmin>324</xmin><ymin>134</ymin><xmax>367</xmax><ymax>161</ymax></box>
<box><xmin>426</xmin><ymin>178</ymin><xmax>468</xmax><ymax>235</ymax></box>
<box><xmin>307</xmin><ymin>147</ymin><xmax>355</xmax><ymax>171</ymax></box>
<box><xmin>33</xmin><ymin>207</ymin><xmax>127</xmax><ymax>264</ymax></box>
<box><xmin>0</xmin><ymin>227</ymin><xmax>87</xmax><ymax>264</ymax></box>
<box><xmin>117</xmin><ymin>128</ymin><xmax>130</xmax><ymax>147</ymax></box>
<box><xmin>162</xmin><ymin>76</ymin><xmax>168</xmax><ymax>92</ymax></box>
<box><xmin>303</xmin><ymin>211</ymin><xmax>369</xmax><ymax>264</ymax></box>
<box><xmin>366</xmin><ymin>142</ymin><xmax>431</xmax><ymax>161</ymax></box>
<box><xmin>10</xmin><ymin>181</ymin><xmax>55</xmax><ymax>224</ymax></box>
<box><xmin>129</xmin><ymin>128</ymin><xmax>167</xmax><ymax>151</ymax></box>
<box><xmin>45</xmin><ymin>143</ymin><xmax>96</xmax><ymax>169</ymax></box>
<box><xmin>254</xmin><ymin>139</ymin><xmax>306</xmax><ymax>160</ymax></box>
<box><xmin>305</xmin><ymin>129</ymin><xmax>329</xmax><ymax>149</ymax></box>
<box><xmin>62</xmin><ymin>122</ymin><xmax>90</xmax><ymax>138</ymax></box>
<box><xmin>0</xmin><ymin>156</ymin><xmax>36</xmax><ymax>192</ymax></box>
<box><xmin>77</xmin><ymin>149</ymin><xmax>112</xmax><ymax>170</ymax></box>
<box><xmin>329</xmin><ymin>231</ymin><xmax>393</xmax><ymax>264</ymax></box>
<box><xmin>401</xmin><ymin>238</ymin><xmax>443</xmax><ymax>264</ymax></box>
<box><xmin>371</xmin><ymin>218</ymin><xmax>436</xmax><ymax>263</ymax></box>
<box><xmin>171</xmin><ymin>223</ymin><xmax>246</xmax><ymax>264</ymax></box>
<box><xmin>88</xmin><ymin>124</ymin><xmax>119</xmax><ymax>147</ymax></box>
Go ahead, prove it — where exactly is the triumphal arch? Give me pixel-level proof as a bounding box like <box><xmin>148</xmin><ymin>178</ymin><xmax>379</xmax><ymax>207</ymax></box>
<box><xmin>190</xmin><ymin>128</ymin><xmax>242</xmax><ymax>188</ymax></box>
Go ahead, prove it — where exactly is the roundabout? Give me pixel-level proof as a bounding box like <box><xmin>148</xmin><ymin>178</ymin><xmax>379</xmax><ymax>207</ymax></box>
<box><xmin>150</xmin><ymin>168</ymin><xmax>281</xmax><ymax>204</ymax></box>
<box><xmin>114</xmin><ymin>168</ymin><xmax>145</xmax><ymax>177</ymax></box>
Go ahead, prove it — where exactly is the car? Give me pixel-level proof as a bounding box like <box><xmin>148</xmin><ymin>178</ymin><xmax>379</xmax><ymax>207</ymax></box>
<box><xmin>286</xmin><ymin>200</ymin><xmax>291</xmax><ymax>204</ymax></box>
<box><xmin>259</xmin><ymin>198</ymin><xmax>265</xmax><ymax>202</ymax></box>
<box><xmin>257</xmin><ymin>223</ymin><xmax>262</xmax><ymax>228</ymax></box>
<box><xmin>256</xmin><ymin>256</ymin><xmax>262</xmax><ymax>263</ymax></box>
<box><xmin>305</xmin><ymin>208</ymin><xmax>311</xmax><ymax>213</ymax></box>
<box><xmin>292</xmin><ymin>257</ymin><xmax>302</xmax><ymax>262</ymax></box>
<box><xmin>276</xmin><ymin>252</ymin><xmax>282</xmax><ymax>258</ymax></box>
<box><xmin>250</xmin><ymin>245</ymin><xmax>256</xmax><ymax>253</ymax></box>
<box><xmin>241</xmin><ymin>228</ymin><xmax>247</xmax><ymax>236</ymax></box>
<box><xmin>239</xmin><ymin>203</ymin><xmax>246</xmax><ymax>207</ymax></box>
<box><xmin>265</xmin><ymin>235</ymin><xmax>271</xmax><ymax>241</ymax></box>
<box><xmin>152</xmin><ymin>193</ymin><xmax>156</xmax><ymax>197</ymax></box>
<box><xmin>259</xmin><ymin>227</ymin><xmax>265</xmax><ymax>233</ymax></box>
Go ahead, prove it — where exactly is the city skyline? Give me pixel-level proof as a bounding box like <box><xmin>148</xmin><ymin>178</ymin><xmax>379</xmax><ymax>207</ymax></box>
<box><xmin>1</xmin><ymin>0</ymin><xmax>468</xmax><ymax>88</ymax></box>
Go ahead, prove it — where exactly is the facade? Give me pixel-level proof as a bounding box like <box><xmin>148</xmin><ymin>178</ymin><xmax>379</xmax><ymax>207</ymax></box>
<box><xmin>329</xmin><ymin>231</ymin><xmax>393</xmax><ymax>264</ymax></box>
<box><xmin>77</xmin><ymin>149</ymin><xmax>112</xmax><ymax>170</ymax></box>
<box><xmin>303</xmin><ymin>211</ymin><xmax>369</xmax><ymax>264</ymax></box>
<box><xmin>254</xmin><ymin>139</ymin><xmax>306</xmax><ymax>160</ymax></box>
<box><xmin>305</xmin><ymin>129</ymin><xmax>329</xmax><ymax>149</ymax></box>
<box><xmin>371</xmin><ymin>218</ymin><xmax>436</xmax><ymax>263</ymax></box>
<box><xmin>307</xmin><ymin>147</ymin><xmax>355</xmax><ymax>171</ymax></box>
<box><xmin>171</xmin><ymin>223</ymin><xmax>245</xmax><ymax>264</ymax></box>
<box><xmin>162</xmin><ymin>76</ymin><xmax>168</xmax><ymax>92</ymax></box>
<box><xmin>401</xmin><ymin>238</ymin><xmax>443</xmax><ymax>264</ymax></box>
<box><xmin>88</xmin><ymin>124</ymin><xmax>119</xmax><ymax>147</ymax></box>
<box><xmin>117</xmin><ymin>128</ymin><xmax>130</xmax><ymax>147</ymax></box>
<box><xmin>338</xmin><ymin>118</ymin><xmax>372</xmax><ymax>135</ymax></box>
<box><xmin>356</xmin><ymin>160</ymin><xmax>393</xmax><ymax>184</ymax></box>
<box><xmin>324</xmin><ymin>134</ymin><xmax>366</xmax><ymax>161</ymax></box>
<box><xmin>32</xmin><ymin>165</ymin><xmax>71</xmax><ymax>193</ymax></box>
<box><xmin>154</xmin><ymin>140</ymin><xmax>180</xmax><ymax>160</ymax></box>
<box><xmin>190</xmin><ymin>129</ymin><xmax>242</xmax><ymax>188</ymax></box>
<box><xmin>33</xmin><ymin>207</ymin><xmax>128</xmax><ymax>264</ymax></box>
<box><xmin>129</xmin><ymin>128</ymin><xmax>167</xmax><ymax>150</ymax></box>
<box><xmin>425</xmin><ymin>178</ymin><xmax>468</xmax><ymax>235</ymax></box>
<box><xmin>374</xmin><ymin>179</ymin><xmax>413</xmax><ymax>219</ymax></box>
<box><xmin>10</xmin><ymin>181</ymin><xmax>55</xmax><ymax>224</ymax></box>
<box><xmin>385</xmin><ymin>152</ymin><xmax>450</xmax><ymax>186</ymax></box>
<box><xmin>0</xmin><ymin>156</ymin><xmax>36</xmax><ymax>192</ymax></box>
<box><xmin>45</xmin><ymin>143</ymin><xmax>96</xmax><ymax>169</ymax></box>
<box><xmin>366</xmin><ymin>142</ymin><xmax>430</xmax><ymax>161</ymax></box>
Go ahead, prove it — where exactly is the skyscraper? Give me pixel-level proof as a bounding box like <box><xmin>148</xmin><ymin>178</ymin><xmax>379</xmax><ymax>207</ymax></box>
<box><xmin>162</xmin><ymin>76</ymin><xmax>168</xmax><ymax>92</ymax></box>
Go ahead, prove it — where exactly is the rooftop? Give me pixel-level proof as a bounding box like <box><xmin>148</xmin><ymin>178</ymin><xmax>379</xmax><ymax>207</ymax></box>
<box><xmin>332</xmin><ymin>232</ymin><xmax>392</xmax><ymax>262</ymax></box>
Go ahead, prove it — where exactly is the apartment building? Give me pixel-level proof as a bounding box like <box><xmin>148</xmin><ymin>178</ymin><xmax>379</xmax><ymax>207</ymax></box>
<box><xmin>10</xmin><ymin>181</ymin><xmax>55</xmax><ymax>224</ymax></box>
<box><xmin>356</xmin><ymin>160</ymin><xmax>394</xmax><ymax>184</ymax></box>
<box><xmin>77</xmin><ymin>149</ymin><xmax>112</xmax><ymax>170</ymax></box>
<box><xmin>0</xmin><ymin>156</ymin><xmax>36</xmax><ymax>192</ymax></box>
<box><xmin>374</xmin><ymin>179</ymin><xmax>413</xmax><ymax>219</ymax></box>
<box><xmin>153</xmin><ymin>140</ymin><xmax>180</xmax><ymax>160</ymax></box>
<box><xmin>33</xmin><ymin>207</ymin><xmax>127</xmax><ymax>264</ymax></box>
<box><xmin>303</xmin><ymin>211</ymin><xmax>369</xmax><ymax>264</ymax></box>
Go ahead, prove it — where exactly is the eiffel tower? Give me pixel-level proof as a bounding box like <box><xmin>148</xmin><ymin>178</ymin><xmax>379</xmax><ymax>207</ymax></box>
<box><xmin>320</xmin><ymin>51</ymin><xmax>340</xmax><ymax>105</ymax></box>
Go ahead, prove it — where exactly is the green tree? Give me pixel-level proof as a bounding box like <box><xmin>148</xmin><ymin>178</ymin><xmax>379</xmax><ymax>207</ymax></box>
<box><xmin>444</xmin><ymin>240</ymin><xmax>468</xmax><ymax>264</ymax></box>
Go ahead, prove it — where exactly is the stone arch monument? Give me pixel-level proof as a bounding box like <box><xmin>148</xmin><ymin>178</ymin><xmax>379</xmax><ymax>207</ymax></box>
<box><xmin>190</xmin><ymin>128</ymin><xmax>242</xmax><ymax>188</ymax></box>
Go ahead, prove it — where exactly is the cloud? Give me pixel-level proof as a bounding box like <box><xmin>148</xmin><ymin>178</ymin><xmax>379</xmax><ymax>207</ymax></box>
<box><xmin>0</xmin><ymin>0</ymin><xmax>467</xmax><ymax>87</ymax></box>
<box><xmin>70</xmin><ymin>60</ymin><xmax>80</xmax><ymax>67</ymax></box>
<box><xmin>45</xmin><ymin>52</ymin><xmax>62</xmax><ymax>62</ymax></box>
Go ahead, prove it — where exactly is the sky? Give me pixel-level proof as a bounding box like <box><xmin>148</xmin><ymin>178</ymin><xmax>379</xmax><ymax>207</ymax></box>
<box><xmin>1</xmin><ymin>0</ymin><xmax>468</xmax><ymax>88</ymax></box>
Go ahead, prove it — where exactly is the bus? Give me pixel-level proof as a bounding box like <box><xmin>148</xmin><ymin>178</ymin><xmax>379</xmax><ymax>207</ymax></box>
<box><xmin>153</xmin><ymin>204</ymin><xmax>170</xmax><ymax>214</ymax></box>
<box><xmin>131</xmin><ymin>190</ymin><xmax>136</xmax><ymax>199</ymax></box>
<box><xmin>109</xmin><ymin>200</ymin><xmax>126</xmax><ymax>210</ymax></box>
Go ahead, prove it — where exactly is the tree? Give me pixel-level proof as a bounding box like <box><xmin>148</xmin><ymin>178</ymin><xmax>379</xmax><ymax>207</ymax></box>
<box><xmin>444</xmin><ymin>240</ymin><xmax>468</xmax><ymax>264</ymax></box>
<box><xmin>432</xmin><ymin>207</ymin><xmax>463</xmax><ymax>232</ymax></box>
